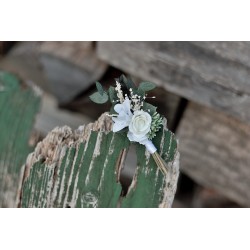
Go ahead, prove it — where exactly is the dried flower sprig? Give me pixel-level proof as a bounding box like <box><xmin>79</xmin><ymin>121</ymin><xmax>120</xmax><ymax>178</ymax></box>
<box><xmin>89</xmin><ymin>75</ymin><xmax>168</xmax><ymax>175</ymax></box>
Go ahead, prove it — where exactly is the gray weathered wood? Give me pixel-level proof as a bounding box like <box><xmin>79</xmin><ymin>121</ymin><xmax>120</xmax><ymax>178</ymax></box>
<box><xmin>97</xmin><ymin>41</ymin><xmax>250</xmax><ymax>124</ymax></box>
<box><xmin>35</xmin><ymin>94</ymin><xmax>93</xmax><ymax>136</ymax></box>
<box><xmin>18</xmin><ymin>113</ymin><xmax>179</xmax><ymax>208</ymax></box>
<box><xmin>190</xmin><ymin>41</ymin><xmax>250</xmax><ymax>69</ymax></box>
<box><xmin>191</xmin><ymin>187</ymin><xmax>240</xmax><ymax>208</ymax></box>
<box><xmin>39</xmin><ymin>42</ymin><xmax>108</xmax><ymax>103</ymax></box>
<box><xmin>177</xmin><ymin>102</ymin><xmax>250</xmax><ymax>207</ymax></box>
<box><xmin>0</xmin><ymin>42</ymin><xmax>49</xmax><ymax>91</ymax></box>
<box><xmin>1</xmin><ymin>42</ymin><xmax>108</xmax><ymax>103</ymax></box>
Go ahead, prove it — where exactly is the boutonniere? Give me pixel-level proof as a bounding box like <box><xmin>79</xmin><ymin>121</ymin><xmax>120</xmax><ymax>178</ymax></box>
<box><xmin>89</xmin><ymin>75</ymin><xmax>168</xmax><ymax>175</ymax></box>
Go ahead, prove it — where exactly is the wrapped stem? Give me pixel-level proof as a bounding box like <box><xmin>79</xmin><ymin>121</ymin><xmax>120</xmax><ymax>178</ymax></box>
<box><xmin>144</xmin><ymin>140</ymin><xmax>168</xmax><ymax>176</ymax></box>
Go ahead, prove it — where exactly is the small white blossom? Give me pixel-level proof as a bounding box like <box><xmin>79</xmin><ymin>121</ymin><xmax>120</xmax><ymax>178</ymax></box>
<box><xmin>127</xmin><ymin>110</ymin><xmax>152</xmax><ymax>144</ymax></box>
<box><xmin>112</xmin><ymin>98</ymin><xmax>132</xmax><ymax>132</ymax></box>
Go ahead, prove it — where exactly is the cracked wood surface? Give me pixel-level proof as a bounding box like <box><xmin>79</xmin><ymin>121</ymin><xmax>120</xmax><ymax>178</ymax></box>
<box><xmin>0</xmin><ymin>71</ymin><xmax>41</xmax><ymax>207</ymax></box>
<box><xmin>97</xmin><ymin>41</ymin><xmax>250</xmax><ymax>124</ymax></box>
<box><xmin>177</xmin><ymin>102</ymin><xmax>250</xmax><ymax>207</ymax></box>
<box><xmin>18</xmin><ymin>113</ymin><xmax>179</xmax><ymax>208</ymax></box>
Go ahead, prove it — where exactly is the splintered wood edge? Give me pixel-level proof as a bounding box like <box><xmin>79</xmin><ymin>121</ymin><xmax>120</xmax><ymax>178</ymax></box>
<box><xmin>17</xmin><ymin>113</ymin><xmax>113</xmax><ymax>205</ymax></box>
<box><xmin>159</xmin><ymin>151</ymin><xmax>180</xmax><ymax>208</ymax></box>
<box><xmin>26</xmin><ymin>112</ymin><xmax>112</xmax><ymax>172</ymax></box>
<box><xmin>161</xmin><ymin>116</ymin><xmax>179</xmax><ymax>207</ymax></box>
<box><xmin>17</xmin><ymin>112</ymin><xmax>179</xmax><ymax>207</ymax></box>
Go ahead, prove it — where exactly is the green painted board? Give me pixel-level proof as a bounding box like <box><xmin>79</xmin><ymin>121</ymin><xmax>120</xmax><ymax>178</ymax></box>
<box><xmin>0</xmin><ymin>71</ymin><xmax>41</xmax><ymax>207</ymax></box>
<box><xmin>19</xmin><ymin>113</ymin><xmax>179</xmax><ymax>208</ymax></box>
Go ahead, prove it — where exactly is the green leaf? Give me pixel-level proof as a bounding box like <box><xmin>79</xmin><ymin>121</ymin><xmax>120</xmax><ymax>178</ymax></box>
<box><xmin>108</xmin><ymin>86</ymin><xmax>116</xmax><ymax>103</ymax></box>
<box><xmin>119</xmin><ymin>74</ymin><xmax>127</xmax><ymax>84</ymax></box>
<box><xmin>126</xmin><ymin>76</ymin><xmax>136</xmax><ymax>89</ymax></box>
<box><xmin>96</xmin><ymin>81</ymin><xmax>104</xmax><ymax>95</ymax></box>
<box><xmin>115</xmin><ymin>74</ymin><xmax>136</xmax><ymax>91</ymax></box>
<box><xmin>138</xmin><ymin>81</ymin><xmax>156</xmax><ymax>92</ymax></box>
<box><xmin>133</xmin><ymin>88</ymin><xmax>145</xmax><ymax>98</ymax></box>
<box><xmin>117</xmin><ymin>74</ymin><xmax>127</xmax><ymax>89</ymax></box>
<box><xmin>89</xmin><ymin>91</ymin><xmax>109</xmax><ymax>104</ymax></box>
<box><xmin>143</xmin><ymin>102</ymin><xmax>157</xmax><ymax>115</ymax></box>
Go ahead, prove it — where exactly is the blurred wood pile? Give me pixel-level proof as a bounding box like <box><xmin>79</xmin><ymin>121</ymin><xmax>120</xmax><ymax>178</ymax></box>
<box><xmin>1</xmin><ymin>41</ymin><xmax>249</xmax><ymax>207</ymax></box>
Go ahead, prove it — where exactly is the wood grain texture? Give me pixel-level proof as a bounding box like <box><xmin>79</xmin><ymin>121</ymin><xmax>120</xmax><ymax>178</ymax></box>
<box><xmin>39</xmin><ymin>42</ymin><xmax>108</xmax><ymax>103</ymax></box>
<box><xmin>177</xmin><ymin>102</ymin><xmax>250</xmax><ymax>207</ymax></box>
<box><xmin>18</xmin><ymin>114</ymin><xmax>179</xmax><ymax>208</ymax></box>
<box><xmin>190</xmin><ymin>42</ymin><xmax>250</xmax><ymax>69</ymax></box>
<box><xmin>97</xmin><ymin>41</ymin><xmax>250</xmax><ymax>124</ymax></box>
<box><xmin>0</xmin><ymin>71</ymin><xmax>41</xmax><ymax>207</ymax></box>
<box><xmin>34</xmin><ymin>94</ymin><xmax>93</xmax><ymax>136</ymax></box>
<box><xmin>3</xmin><ymin>42</ymin><xmax>108</xmax><ymax>103</ymax></box>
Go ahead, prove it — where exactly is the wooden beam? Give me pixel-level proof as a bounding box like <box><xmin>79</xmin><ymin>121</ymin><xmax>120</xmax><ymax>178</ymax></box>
<box><xmin>34</xmin><ymin>93</ymin><xmax>93</xmax><ymax>136</ymax></box>
<box><xmin>97</xmin><ymin>41</ymin><xmax>250</xmax><ymax>124</ymax></box>
<box><xmin>177</xmin><ymin>102</ymin><xmax>250</xmax><ymax>207</ymax></box>
<box><xmin>1</xmin><ymin>42</ymin><xmax>108</xmax><ymax>103</ymax></box>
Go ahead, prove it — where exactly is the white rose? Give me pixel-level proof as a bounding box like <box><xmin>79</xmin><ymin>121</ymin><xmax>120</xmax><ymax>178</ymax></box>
<box><xmin>127</xmin><ymin>110</ymin><xmax>152</xmax><ymax>144</ymax></box>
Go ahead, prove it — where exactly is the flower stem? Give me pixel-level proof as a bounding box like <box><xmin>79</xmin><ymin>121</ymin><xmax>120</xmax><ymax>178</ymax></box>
<box><xmin>144</xmin><ymin>140</ymin><xmax>168</xmax><ymax>176</ymax></box>
<box><xmin>152</xmin><ymin>152</ymin><xmax>168</xmax><ymax>176</ymax></box>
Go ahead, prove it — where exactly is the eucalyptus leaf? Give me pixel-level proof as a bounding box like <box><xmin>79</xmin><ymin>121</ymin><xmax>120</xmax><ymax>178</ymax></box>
<box><xmin>139</xmin><ymin>81</ymin><xmax>156</xmax><ymax>92</ymax></box>
<box><xmin>126</xmin><ymin>76</ymin><xmax>136</xmax><ymax>89</ymax></box>
<box><xmin>133</xmin><ymin>88</ymin><xmax>145</xmax><ymax>99</ymax></box>
<box><xmin>108</xmin><ymin>86</ymin><xmax>116</xmax><ymax>103</ymax></box>
<box><xmin>89</xmin><ymin>91</ymin><xmax>109</xmax><ymax>104</ymax></box>
<box><xmin>96</xmin><ymin>81</ymin><xmax>104</xmax><ymax>95</ymax></box>
<box><xmin>120</xmin><ymin>74</ymin><xmax>127</xmax><ymax>83</ymax></box>
<box><xmin>143</xmin><ymin>102</ymin><xmax>157</xmax><ymax>115</ymax></box>
<box><xmin>119</xmin><ymin>74</ymin><xmax>127</xmax><ymax>89</ymax></box>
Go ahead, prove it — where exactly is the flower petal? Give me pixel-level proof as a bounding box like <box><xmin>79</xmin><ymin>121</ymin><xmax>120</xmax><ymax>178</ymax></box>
<box><xmin>127</xmin><ymin>131</ymin><xmax>134</xmax><ymax>141</ymax></box>
<box><xmin>124</xmin><ymin>98</ymin><xmax>131</xmax><ymax>113</ymax></box>
<box><xmin>114</xmin><ymin>104</ymin><xmax>124</xmax><ymax>113</ymax></box>
<box><xmin>113</xmin><ymin>121</ymin><xmax>127</xmax><ymax>132</ymax></box>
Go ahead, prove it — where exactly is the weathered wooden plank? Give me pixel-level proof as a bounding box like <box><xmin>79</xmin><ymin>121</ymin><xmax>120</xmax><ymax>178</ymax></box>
<box><xmin>190</xmin><ymin>41</ymin><xmax>250</xmax><ymax>69</ymax></box>
<box><xmin>0</xmin><ymin>42</ymin><xmax>49</xmax><ymax>91</ymax></box>
<box><xmin>18</xmin><ymin>113</ymin><xmax>179</xmax><ymax>208</ymax></box>
<box><xmin>191</xmin><ymin>187</ymin><xmax>240</xmax><ymax>208</ymax></box>
<box><xmin>0</xmin><ymin>71</ymin><xmax>41</xmax><ymax>207</ymax></box>
<box><xmin>177</xmin><ymin>102</ymin><xmax>250</xmax><ymax>207</ymax></box>
<box><xmin>39</xmin><ymin>42</ymin><xmax>108</xmax><ymax>103</ymax></box>
<box><xmin>1</xmin><ymin>42</ymin><xmax>108</xmax><ymax>103</ymax></box>
<box><xmin>97</xmin><ymin>41</ymin><xmax>250</xmax><ymax>124</ymax></box>
<box><xmin>34</xmin><ymin>93</ymin><xmax>93</xmax><ymax>136</ymax></box>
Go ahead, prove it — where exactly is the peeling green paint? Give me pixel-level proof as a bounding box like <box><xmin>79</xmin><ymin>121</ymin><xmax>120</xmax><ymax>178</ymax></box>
<box><xmin>0</xmin><ymin>71</ymin><xmax>41</xmax><ymax>207</ymax></box>
<box><xmin>19</xmin><ymin>114</ymin><xmax>178</xmax><ymax>208</ymax></box>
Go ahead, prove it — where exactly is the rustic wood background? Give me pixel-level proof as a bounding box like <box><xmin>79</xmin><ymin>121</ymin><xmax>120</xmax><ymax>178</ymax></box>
<box><xmin>1</xmin><ymin>41</ymin><xmax>249</xmax><ymax>207</ymax></box>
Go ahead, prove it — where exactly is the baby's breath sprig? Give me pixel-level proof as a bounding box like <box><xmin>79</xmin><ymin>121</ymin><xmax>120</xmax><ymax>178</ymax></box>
<box><xmin>115</xmin><ymin>81</ymin><xmax>124</xmax><ymax>103</ymax></box>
